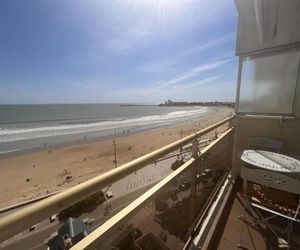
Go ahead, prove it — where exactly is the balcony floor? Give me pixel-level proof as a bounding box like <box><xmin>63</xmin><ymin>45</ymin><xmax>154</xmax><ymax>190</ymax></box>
<box><xmin>216</xmin><ymin>186</ymin><xmax>300</xmax><ymax>250</ymax></box>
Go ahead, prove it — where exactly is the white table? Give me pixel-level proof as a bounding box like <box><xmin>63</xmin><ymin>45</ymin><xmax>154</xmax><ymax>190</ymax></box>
<box><xmin>241</xmin><ymin>150</ymin><xmax>300</xmax><ymax>173</ymax></box>
<box><xmin>240</xmin><ymin>148</ymin><xmax>300</xmax><ymax>248</ymax></box>
<box><xmin>240</xmin><ymin>149</ymin><xmax>300</xmax><ymax>201</ymax></box>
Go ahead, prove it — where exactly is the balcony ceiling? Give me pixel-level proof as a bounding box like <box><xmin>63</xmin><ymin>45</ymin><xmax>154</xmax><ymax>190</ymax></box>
<box><xmin>235</xmin><ymin>0</ymin><xmax>300</xmax><ymax>54</ymax></box>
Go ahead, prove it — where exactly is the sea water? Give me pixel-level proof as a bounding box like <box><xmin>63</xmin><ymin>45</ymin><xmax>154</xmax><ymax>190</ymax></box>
<box><xmin>0</xmin><ymin>104</ymin><xmax>210</xmax><ymax>157</ymax></box>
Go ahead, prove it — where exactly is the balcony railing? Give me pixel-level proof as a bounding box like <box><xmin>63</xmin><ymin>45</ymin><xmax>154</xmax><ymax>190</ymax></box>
<box><xmin>0</xmin><ymin>115</ymin><xmax>234</xmax><ymax>247</ymax></box>
<box><xmin>72</xmin><ymin>127</ymin><xmax>234</xmax><ymax>250</ymax></box>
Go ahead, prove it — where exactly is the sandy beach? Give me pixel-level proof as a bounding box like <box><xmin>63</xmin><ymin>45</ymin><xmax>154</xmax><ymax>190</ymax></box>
<box><xmin>0</xmin><ymin>107</ymin><xmax>233</xmax><ymax>209</ymax></box>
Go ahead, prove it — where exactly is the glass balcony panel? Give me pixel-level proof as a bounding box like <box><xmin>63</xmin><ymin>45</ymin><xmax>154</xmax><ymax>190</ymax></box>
<box><xmin>95</xmin><ymin>132</ymin><xmax>233</xmax><ymax>250</ymax></box>
<box><xmin>57</xmin><ymin>158</ymin><xmax>182</xmax><ymax>223</ymax></box>
<box><xmin>238</xmin><ymin>50</ymin><xmax>300</xmax><ymax>114</ymax></box>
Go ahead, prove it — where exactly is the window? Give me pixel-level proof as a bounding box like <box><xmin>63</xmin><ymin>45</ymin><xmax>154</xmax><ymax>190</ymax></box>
<box><xmin>238</xmin><ymin>50</ymin><xmax>300</xmax><ymax>114</ymax></box>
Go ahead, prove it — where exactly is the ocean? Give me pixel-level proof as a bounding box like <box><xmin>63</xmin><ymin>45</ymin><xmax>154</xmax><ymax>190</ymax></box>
<box><xmin>0</xmin><ymin>104</ymin><xmax>210</xmax><ymax>157</ymax></box>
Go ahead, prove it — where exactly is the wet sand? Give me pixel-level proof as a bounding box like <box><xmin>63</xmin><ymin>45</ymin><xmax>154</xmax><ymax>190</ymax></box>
<box><xmin>0</xmin><ymin>106</ymin><xmax>233</xmax><ymax>209</ymax></box>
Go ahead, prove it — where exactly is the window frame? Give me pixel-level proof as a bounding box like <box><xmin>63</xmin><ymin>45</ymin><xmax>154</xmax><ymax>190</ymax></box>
<box><xmin>235</xmin><ymin>47</ymin><xmax>300</xmax><ymax>116</ymax></box>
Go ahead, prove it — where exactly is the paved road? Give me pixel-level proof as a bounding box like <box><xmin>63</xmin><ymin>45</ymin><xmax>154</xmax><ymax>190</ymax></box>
<box><xmin>1</xmin><ymin>185</ymin><xmax>157</xmax><ymax>250</ymax></box>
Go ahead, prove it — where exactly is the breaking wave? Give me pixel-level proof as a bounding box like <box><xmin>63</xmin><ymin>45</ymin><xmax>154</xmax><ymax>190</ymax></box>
<box><xmin>0</xmin><ymin>108</ymin><xmax>208</xmax><ymax>142</ymax></box>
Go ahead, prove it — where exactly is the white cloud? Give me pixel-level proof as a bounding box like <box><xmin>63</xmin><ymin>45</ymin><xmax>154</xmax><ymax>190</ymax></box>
<box><xmin>122</xmin><ymin>57</ymin><xmax>232</xmax><ymax>101</ymax></box>
<box><xmin>60</xmin><ymin>82</ymin><xmax>90</xmax><ymax>89</ymax></box>
<box><xmin>156</xmin><ymin>58</ymin><xmax>233</xmax><ymax>89</ymax></box>
<box><xmin>118</xmin><ymin>78</ymin><xmax>235</xmax><ymax>103</ymax></box>
<box><xmin>139</xmin><ymin>59</ymin><xmax>178</xmax><ymax>73</ymax></box>
<box><xmin>139</xmin><ymin>32</ymin><xmax>235</xmax><ymax>74</ymax></box>
<box><xmin>56</xmin><ymin>56</ymin><xmax>234</xmax><ymax>104</ymax></box>
<box><xmin>178</xmin><ymin>33</ymin><xmax>235</xmax><ymax>58</ymax></box>
<box><xmin>172</xmin><ymin>76</ymin><xmax>219</xmax><ymax>89</ymax></box>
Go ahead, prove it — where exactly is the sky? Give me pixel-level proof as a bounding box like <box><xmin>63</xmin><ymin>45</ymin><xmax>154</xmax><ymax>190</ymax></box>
<box><xmin>0</xmin><ymin>0</ymin><xmax>238</xmax><ymax>104</ymax></box>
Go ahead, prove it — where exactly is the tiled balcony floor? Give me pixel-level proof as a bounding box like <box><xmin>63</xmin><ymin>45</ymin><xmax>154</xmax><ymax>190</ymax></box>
<box><xmin>217</xmin><ymin>190</ymin><xmax>300</xmax><ymax>250</ymax></box>
<box><xmin>217</xmin><ymin>195</ymin><xmax>266</xmax><ymax>250</ymax></box>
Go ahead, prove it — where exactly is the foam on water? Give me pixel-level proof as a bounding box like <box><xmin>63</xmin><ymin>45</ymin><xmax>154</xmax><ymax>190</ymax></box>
<box><xmin>0</xmin><ymin>108</ymin><xmax>208</xmax><ymax>143</ymax></box>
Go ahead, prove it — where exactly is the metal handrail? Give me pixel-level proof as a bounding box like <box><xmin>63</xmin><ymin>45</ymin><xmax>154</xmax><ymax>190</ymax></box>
<box><xmin>71</xmin><ymin>128</ymin><xmax>234</xmax><ymax>250</ymax></box>
<box><xmin>0</xmin><ymin>115</ymin><xmax>233</xmax><ymax>243</ymax></box>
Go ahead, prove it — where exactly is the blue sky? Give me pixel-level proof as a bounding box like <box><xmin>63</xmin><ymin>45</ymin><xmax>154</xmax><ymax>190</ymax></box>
<box><xmin>0</xmin><ymin>0</ymin><xmax>238</xmax><ymax>104</ymax></box>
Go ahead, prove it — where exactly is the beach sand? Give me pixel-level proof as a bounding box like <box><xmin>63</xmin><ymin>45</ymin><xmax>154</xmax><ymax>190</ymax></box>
<box><xmin>0</xmin><ymin>107</ymin><xmax>233</xmax><ymax>209</ymax></box>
